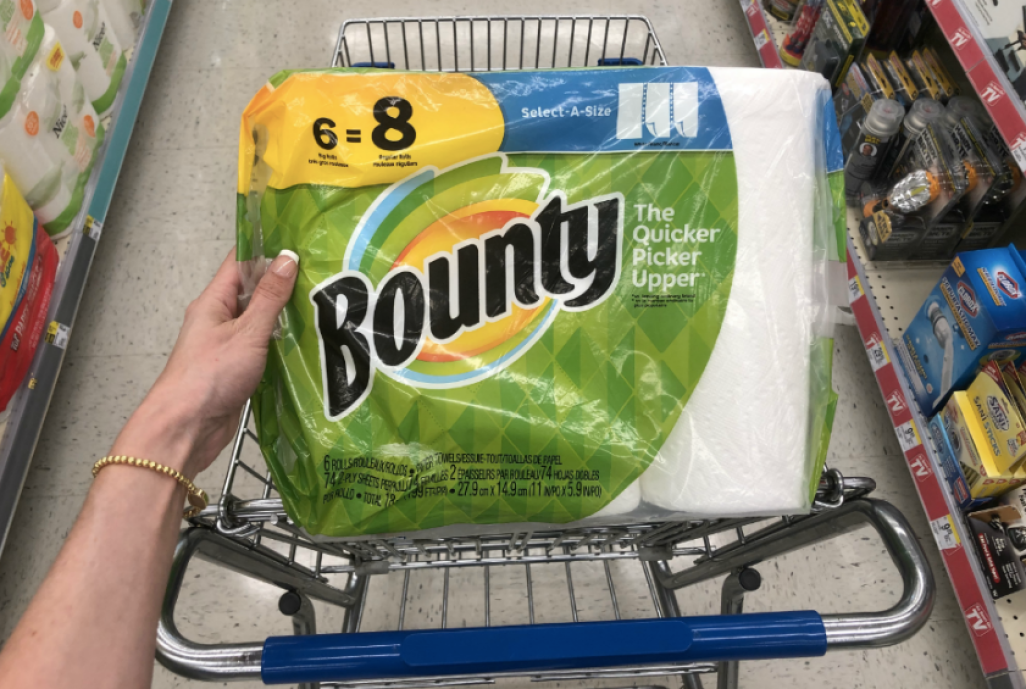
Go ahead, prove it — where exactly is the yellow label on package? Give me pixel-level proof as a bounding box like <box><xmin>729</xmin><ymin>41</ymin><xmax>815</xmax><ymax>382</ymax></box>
<box><xmin>969</xmin><ymin>362</ymin><xmax>1026</xmax><ymax>473</ymax></box>
<box><xmin>863</xmin><ymin>54</ymin><xmax>895</xmax><ymax>101</ymax></box>
<box><xmin>0</xmin><ymin>173</ymin><xmax>35</xmax><ymax>330</ymax></box>
<box><xmin>921</xmin><ymin>47</ymin><xmax>958</xmax><ymax>99</ymax></box>
<box><xmin>942</xmin><ymin>391</ymin><xmax>1026</xmax><ymax>497</ymax></box>
<box><xmin>886</xmin><ymin>52</ymin><xmax>919</xmax><ymax>102</ymax></box>
<box><xmin>908</xmin><ymin>52</ymin><xmax>940</xmax><ymax>100</ymax></box>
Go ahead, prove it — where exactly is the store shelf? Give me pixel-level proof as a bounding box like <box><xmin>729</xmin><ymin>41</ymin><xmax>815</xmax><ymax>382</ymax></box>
<box><xmin>738</xmin><ymin>0</ymin><xmax>785</xmax><ymax>68</ymax></box>
<box><xmin>925</xmin><ymin>0</ymin><xmax>1026</xmax><ymax>173</ymax></box>
<box><xmin>740</xmin><ymin>0</ymin><xmax>1026</xmax><ymax>172</ymax></box>
<box><xmin>847</xmin><ymin>219</ymin><xmax>1026</xmax><ymax>689</ymax></box>
<box><xmin>0</xmin><ymin>0</ymin><xmax>173</xmax><ymax>556</ymax></box>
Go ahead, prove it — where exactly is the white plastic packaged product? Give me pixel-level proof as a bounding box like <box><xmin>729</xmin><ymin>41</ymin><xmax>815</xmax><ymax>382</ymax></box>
<box><xmin>0</xmin><ymin>63</ymin><xmax>74</xmax><ymax>229</ymax></box>
<box><xmin>99</xmin><ymin>0</ymin><xmax>137</xmax><ymax>50</ymax></box>
<box><xmin>36</xmin><ymin>23</ymin><xmax>99</xmax><ymax>176</ymax></box>
<box><xmin>36</xmin><ymin>0</ymin><xmax>125</xmax><ymax>114</ymax></box>
<box><xmin>0</xmin><ymin>0</ymin><xmax>39</xmax><ymax>61</ymax></box>
<box><xmin>639</xmin><ymin>69</ymin><xmax>824</xmax><ymax>517</ymax></box>
<box><xmin>237</xmin><ymin>66</ymin><xmax>845</xmax><ymax>538</ymax></box>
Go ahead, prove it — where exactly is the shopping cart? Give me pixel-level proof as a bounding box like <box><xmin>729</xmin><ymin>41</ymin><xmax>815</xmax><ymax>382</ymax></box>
<box><xmin>157</xmin><ymin>17</ymin><xmax>935</xmax><ymax>689</ymax></box>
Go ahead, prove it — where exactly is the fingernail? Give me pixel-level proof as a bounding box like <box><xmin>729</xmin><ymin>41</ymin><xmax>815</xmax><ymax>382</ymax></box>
<box><xmin>271</xmin><ymin>249</ymin><xmax>299</xmax><ymax>278</ymax></box>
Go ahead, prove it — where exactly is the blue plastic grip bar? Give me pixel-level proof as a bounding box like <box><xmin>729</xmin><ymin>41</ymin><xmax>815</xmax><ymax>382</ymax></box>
<box><xmin>261</xmin><ymin>612</ymin><xmax>826</xmax><ymax>685</ymax></box>
<box><xmin>597</xmin><ymin>57</ymin><xmax>644</xmax><ymax>66</ymax></box>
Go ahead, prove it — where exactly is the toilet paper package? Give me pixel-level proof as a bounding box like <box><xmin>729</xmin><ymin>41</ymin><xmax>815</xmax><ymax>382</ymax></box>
<box><xmin>99</xmin><ymin>0</ymin><xmax>137</xmax><ymax>50</ymax></box>
<box><xmin>0</xmin><ymin>0</ymin><xmax>45</xmax><ymax>119</ymax></box>
<box><xmin>19</xmin><ymin>24</ymin><xmax>104</xmax><ymax>237</ymax></box>
<box><xmin>36</xmin><ymin>0</ymin><xmax>126</xmax><ymax>115</ymax></box>
<box><xmin>0</xmin><ymin>24</ymin><xmax>104</xmax><ymax>237</ymax></box>
<box><xmin>237</xmin><ymin>67</ymin><xmax>842</xmax><ymax>537</ymax></box>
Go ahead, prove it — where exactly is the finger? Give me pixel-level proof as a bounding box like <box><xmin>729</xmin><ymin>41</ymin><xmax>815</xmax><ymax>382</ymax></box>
<box><xmin>237</xmin><ymin>250</ymin><xmax>299</xmax><ymax>342</ymax></box>
<box><xmin>198</xmin><ymin>247</ymin><xmax>242</xmax><ymax>318</ymax></box>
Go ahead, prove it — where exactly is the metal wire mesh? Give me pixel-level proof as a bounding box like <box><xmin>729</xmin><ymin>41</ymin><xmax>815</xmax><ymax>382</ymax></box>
<box><xmin>331</xmin><ymin>16</ymin><xmax>667</xmax><ymax>71</ymax></box>
<box><xmin>191</xmin><ymin>403</ymin><xmax>869</xmax><ymax>582</ymax></box>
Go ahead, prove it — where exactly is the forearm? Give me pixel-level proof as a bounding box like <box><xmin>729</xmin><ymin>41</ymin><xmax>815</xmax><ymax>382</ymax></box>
<box><xmin>0</xmin><ymin>249</ymin><xmax>297</xmax><ymax>688</ymax></box>
<box><xmin>0</xmin><ymin>397</ymin><xmax>200</xmax><ymax>689</ymax></box>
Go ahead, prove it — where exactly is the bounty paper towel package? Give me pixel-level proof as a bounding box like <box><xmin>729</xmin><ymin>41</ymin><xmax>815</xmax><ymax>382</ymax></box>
<box><xmin>237</xmin><ymin>67</ymin><xmax>842</xmax><ymax>537</ymax></box>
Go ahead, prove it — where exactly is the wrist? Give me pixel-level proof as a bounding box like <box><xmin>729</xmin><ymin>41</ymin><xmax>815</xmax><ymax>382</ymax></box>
<box><xmin>109</xmin><ymin>387</ymin><xmax>204</xmax><ymax>480</ymax></box>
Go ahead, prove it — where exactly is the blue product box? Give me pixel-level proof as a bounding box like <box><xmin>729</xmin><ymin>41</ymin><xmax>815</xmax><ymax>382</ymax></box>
<box><xmin>901</xmin><ymin>246</ymin><xmax>1026</xmax><ymax>416</ymax></box>
<box><xmin>928</xmin><ymin>415</ymin><xmax>991</xmax><ymax>511</ymax></box>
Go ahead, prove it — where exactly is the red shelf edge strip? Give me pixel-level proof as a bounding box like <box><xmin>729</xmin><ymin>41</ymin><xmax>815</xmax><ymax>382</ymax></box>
<box><xmin>739</xmin><ymin>0</ymin><xmax>784</xmax><ymax>69</ymax></box>
<box><xmin>846</xmin><ymin>250</ymin><xmax>1009</xmax><ymax>676</ymax></box>
<box><xmin>924</xmin><ymin>0</ymin><xmax>1026</xmax><ymax>168</ymax></box>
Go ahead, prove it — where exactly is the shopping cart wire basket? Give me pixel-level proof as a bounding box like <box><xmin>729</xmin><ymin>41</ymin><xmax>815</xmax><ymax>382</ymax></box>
<box><xmin>158</xmin><ymin>17</ymin><xmax>935</xmax><ymax>689</ymax></box>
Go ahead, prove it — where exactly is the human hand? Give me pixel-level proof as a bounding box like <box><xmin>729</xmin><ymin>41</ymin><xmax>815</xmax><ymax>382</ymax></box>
<box><xmin>110</xmin><ymin>248</ymin><xmax>299</xmax><ymax>480</ymax></box>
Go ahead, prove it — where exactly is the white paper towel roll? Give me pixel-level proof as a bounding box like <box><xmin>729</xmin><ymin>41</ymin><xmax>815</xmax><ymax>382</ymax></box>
<box><xmin>639</xmin><ymin>69</ymin><xmax>826</xmax><ymax>517</ymax></box>
<box><xmin>592</xmin><ymin>480</ymin><xmax>641</xmax><ymax>518</ymax></box>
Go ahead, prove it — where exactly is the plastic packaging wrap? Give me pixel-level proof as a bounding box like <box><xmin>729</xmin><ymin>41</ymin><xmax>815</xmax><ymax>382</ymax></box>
<box><xmin>237</xmin><ymin>66</ymin><xmax>841</xmax><ymax>537</ymax></box>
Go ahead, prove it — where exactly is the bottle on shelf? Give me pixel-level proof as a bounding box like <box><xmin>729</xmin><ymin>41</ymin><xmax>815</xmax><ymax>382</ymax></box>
<box><xmin>883</xmin><ymin>97</ymin><xmax>944</xmax><ymax>180</ymax></box>
<box><xmin>844</xmin><ymin>98</ymin><xmax>904</xmax><ymax>202</ymax></box>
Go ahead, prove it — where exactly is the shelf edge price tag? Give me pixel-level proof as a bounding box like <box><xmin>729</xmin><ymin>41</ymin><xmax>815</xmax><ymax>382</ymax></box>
<box><xmin>930</xmin><ymin>514</ymin><xmax>961</xmax><ymax>551</ymax></box>
<box><xmin>847</xmin><ymin>275</ymin><xmax>863</xmax><ymax>304</ymax></box>
<box><xmin>45</xmin><ymin>321</ymin><xmax>70</xmax><ymax>350</ymax></box>
<box><xmin>896</xmin><ymin>419</ymin><xmax>921</xmax><ymax>452</ymax></box>
<box><xmin>1013</xmin><ymin>139</ymin><xmax>1026</xmax><ymax>174</ymax></box>
<box><xmin>740</xmin><ymin>0</ymin><xmax>754</xmax><ymax>11</ymax></box>
<box><xmin>753</xmin><ymin>29</ymin><xmax>770</xmax><ymax>49</ymax></box>
<box><xmin>866</xmin><ymin>333</ymin><xmax>890</xmax><ymax>372</ymax></box>
<box><xmin>83</xmin><ymin>216</ymin><xmax>102</xmax><ymax>242</ymax></box>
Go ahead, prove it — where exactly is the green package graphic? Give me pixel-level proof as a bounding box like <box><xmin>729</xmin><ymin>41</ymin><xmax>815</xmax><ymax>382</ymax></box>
<box><xmin>237</xmin><ymin>67</ymin><xmax>841</xmax><ymax>537</ymax></box>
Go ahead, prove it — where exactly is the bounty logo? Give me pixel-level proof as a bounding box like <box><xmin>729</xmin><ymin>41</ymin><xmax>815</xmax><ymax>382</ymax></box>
<box><xmin>311</xmin><ymin>155</ymin><xmax>624</xmax><ymax>420</ymax></box>
<box><xmin>958</xmin><ymin>281</ymin><xmax>979</xmax><ymax>317</ymax></box>
<box><xmin>616</xmin><ymin>82</ymin><xmax>698</xmax><ymax>140</ymax></box>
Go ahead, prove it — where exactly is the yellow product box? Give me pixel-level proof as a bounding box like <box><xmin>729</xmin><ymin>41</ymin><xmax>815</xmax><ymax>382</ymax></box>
<box><xmin>942</xmin><ymin>391</ymin><xmax>1026</xmax><ymax>498</ymax></box>
<box><xmin>906</xmin><ymin>51</ymin><xmax>940</xmax><ymax>100</ymax></box>
<box><xmin>862</xmin><ymin>53</ymin><xmax>896</xmax><ymax>102</ymax></box>
<box><xmin>883</xmin><ymin>51</ymin><xmax>919</xmax><ymax>106</ymax></box>
<box><xmin>968</xmin><ymin>361</ymin><xmax>1026</xmax><ymax>472</ymax></box>
<box><xmin>1001</xmin><ymin>361</ymin><xmax>1026</xmax><ymax>423</ymax></box>
<box><xmin>921</xmin><ymin>47</ymin><xmax>959</xmax><ymax>101</ymax></box>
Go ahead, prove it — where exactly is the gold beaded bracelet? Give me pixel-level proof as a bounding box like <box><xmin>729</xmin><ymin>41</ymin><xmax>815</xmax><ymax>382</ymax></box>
<box><xmin>92</xmin><ymin>455</ymin><xmax>209</xmax><ymax>519</ymax></box>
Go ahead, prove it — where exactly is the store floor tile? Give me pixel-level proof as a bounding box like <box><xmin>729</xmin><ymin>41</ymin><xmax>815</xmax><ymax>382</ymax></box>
<box><xmin>0</xmin><ymin>1</ymin><xmax>992</xmax><ymax>688</ymax></box>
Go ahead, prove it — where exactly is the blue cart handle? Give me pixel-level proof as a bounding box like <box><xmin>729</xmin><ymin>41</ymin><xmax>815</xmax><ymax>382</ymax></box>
<box><xmin>157</xmin><ymin>498</ymin><xmax>934</xmax><ymax>684</ymax></box>
<box><xmin>261</xmin><ymin>612</ymin><xmax>827</xmax><ymax>685</ymax></box>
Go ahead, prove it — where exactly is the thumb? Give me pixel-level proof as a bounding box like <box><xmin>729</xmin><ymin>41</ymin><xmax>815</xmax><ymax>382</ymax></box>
<box><xmin>239</xmin><ymin>250</ymin><xmax>299</xmax><ymax>341</ymax></box>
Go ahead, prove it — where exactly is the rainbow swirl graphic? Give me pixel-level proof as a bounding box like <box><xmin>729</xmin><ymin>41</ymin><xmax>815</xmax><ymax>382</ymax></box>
<box><xmin>343</xmin><ymin>154</ymin><xmax>555</xmax><ymax>388</ymax></box>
